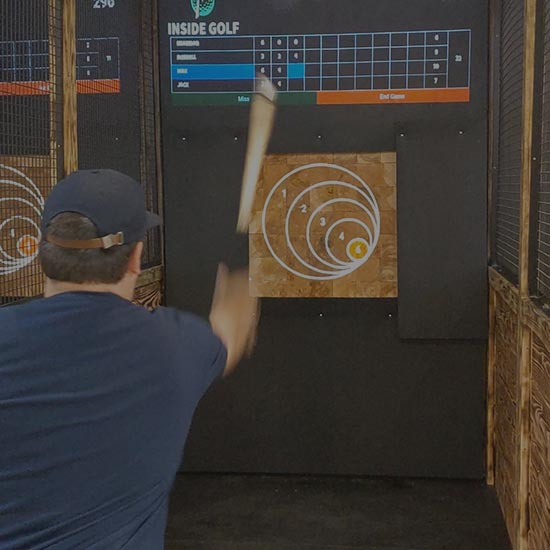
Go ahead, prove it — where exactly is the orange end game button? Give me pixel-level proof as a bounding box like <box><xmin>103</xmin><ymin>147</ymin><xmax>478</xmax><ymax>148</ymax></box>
<box><xmin>317</xmin><ymin>88</ymin><xmax>470</xmax><ymax>105</ymax></box>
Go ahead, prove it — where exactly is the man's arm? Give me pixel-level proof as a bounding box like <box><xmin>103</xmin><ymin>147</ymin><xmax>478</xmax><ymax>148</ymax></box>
<box><xmin>208</xmin><ymin>264</ymin><xmax>259</xmax><ymax>377</ymax></box>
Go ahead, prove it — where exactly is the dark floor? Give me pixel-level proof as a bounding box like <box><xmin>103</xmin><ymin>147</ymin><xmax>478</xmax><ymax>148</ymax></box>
<box><xmin>165</xmin><ymin>475</ymin><xmax>512</xmax><ymax>550</ymax></box>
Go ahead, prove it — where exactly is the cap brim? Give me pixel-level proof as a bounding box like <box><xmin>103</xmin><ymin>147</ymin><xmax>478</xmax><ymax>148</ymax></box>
<box><xmin>145</xmin><ymin>211</ymin><xmax>162</xmax><ymax>231</ymax></box>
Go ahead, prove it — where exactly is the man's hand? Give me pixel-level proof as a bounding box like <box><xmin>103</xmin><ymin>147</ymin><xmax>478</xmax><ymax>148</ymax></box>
<box><xmin>209</xmin><ymin>264</ymin><xmax>260</xmax><ymax>376</ymax></box>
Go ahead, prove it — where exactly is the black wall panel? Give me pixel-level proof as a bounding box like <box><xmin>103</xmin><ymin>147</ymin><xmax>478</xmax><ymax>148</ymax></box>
<box><xmin>158</xmin><ymin>0</ymin><xmax>488</xmax><ymax>478</ymax></box>
<box><xmin>397</xmin><ymin>127</ymin><xmax>488</xmax><ymax>339</ymax></box>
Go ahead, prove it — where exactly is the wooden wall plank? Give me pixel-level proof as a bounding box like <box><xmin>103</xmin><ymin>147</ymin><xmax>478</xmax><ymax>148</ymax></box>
<box><xmin>487</xmin><ymin>286</ymin><xmax>497</xmax><ymax>485</ymax></box>
<box><xmin>528</xmin><ymin>334</ymin><xmax>550</xmax><ymax>550</ymax></box>
<box><xmin>137</xmin><ymin>265</ymin><xmax>163</xmax><ymax>287</ymax></box>
<box><xmin>490</xmin><ymin>268</ymin><xmax>519</xmax><ymax>313</ymax></box>
<box><xmin>62</xmin><ymin>0</ymin><xmax>77</xmax><ymax>175</ymax></box>
<box><xmin>48</xmin><ymin>0</ymin><xmax>59</xmax><ymax>187</ymax></box>
<box><xmin>517</xmin><ymin>0</ymin><xmax>537</xmax><ymax>547</ymax></box>
<box><xmin>493</xmin><ymin>284</ymin><xmax>520</xmax><ymax>544</ymax></box>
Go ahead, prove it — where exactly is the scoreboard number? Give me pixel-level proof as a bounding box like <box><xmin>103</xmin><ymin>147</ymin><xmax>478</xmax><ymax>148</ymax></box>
<box><xmin>93</xmin><ymin>0</ymin><xmax>115</xmax><ymax>8</ymax></box>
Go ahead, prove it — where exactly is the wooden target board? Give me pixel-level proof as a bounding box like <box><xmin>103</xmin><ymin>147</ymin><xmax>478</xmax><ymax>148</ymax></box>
<box><xmin>0</xmin><ymin>157</ymin><xmax>52</xmax><ymax>298</ymax></box>
<box><xmin>249</xmin><ymin>152</ymin><xmax>397</xmax><ymax>298</ymax></box>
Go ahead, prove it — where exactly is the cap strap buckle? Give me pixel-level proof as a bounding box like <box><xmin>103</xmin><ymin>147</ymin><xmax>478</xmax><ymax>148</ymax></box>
<box><xmin>101</xmin><ymin>232</ymin><xmax>125</xmax><ymax>249</ymax></box>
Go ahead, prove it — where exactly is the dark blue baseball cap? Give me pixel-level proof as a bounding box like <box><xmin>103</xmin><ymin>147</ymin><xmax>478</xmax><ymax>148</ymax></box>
<box><xmin>41</xmin><ymin>169</ymin><xmax>161</xmax><ymax>249</ymax></box>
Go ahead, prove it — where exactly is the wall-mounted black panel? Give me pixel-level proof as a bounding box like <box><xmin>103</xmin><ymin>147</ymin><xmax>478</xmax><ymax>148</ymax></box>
<box><xmin>397</xmin><ymin>127</ymin><xmax>488</xmax><ymax>339</ymax></box>
<box><xmin>158</xmin><ymin>0</ymin><xmax>488</xmax><ymax>478</ymax></box>
<box><xmin>185</xmin><ymin>299</ymin><xmax>486</xmax><ymax>479</ymax></box>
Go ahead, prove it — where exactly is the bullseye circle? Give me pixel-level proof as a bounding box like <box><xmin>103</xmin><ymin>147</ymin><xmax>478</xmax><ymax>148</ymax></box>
<box><xmin>347</xmin><ymin>238</ymin><xmax>368</xmax><ymax>261</ymax></box>
<box><xmin>17</xmin><ymin>235</ymin><xmax>39</xmax><ymax>257</ymax></box>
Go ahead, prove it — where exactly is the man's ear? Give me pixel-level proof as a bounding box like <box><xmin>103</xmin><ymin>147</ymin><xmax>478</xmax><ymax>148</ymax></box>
<box><xmin>128</xmin><ymin>242</ymin><xmax>144</xmax><ymax>276</ymax></box>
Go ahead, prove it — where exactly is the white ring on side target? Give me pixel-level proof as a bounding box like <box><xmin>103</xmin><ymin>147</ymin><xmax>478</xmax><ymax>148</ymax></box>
<box><xmin>261</xmin><ymin>163</ymin><xmax>381</xmax><ymax>281</ymax></box>
<box><xmin>0</xmin><ymin>164</ymin><xmax>44</xmax><ymax>276</ymax></box>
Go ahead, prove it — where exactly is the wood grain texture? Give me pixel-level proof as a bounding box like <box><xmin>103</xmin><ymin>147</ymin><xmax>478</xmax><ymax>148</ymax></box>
<box><xmin>0</xmin><ymin>157</ymin><xmax>53</xmax><ymax>298</ymax></box>
<box><xmin>487</xmin><ymin>287</ymin><xmax>497</xmax><ymax>485</ymax></box>
<box><xmin>519</xmin><ymin>0</ymin><xmax>537</xmax><ymax>298</ymax></box>
<box><xmin>249</xmin><ymin>153</ymin><xmax>397</xmax><ymax>298</ymax></box>
<box><xmin>62</xmin><ymin>0</ymin><xmax>78</xmax><ymax>175</ymax></box>
<box><xmin>517</xmin><ymin>2</ymin><xmax>538</xmax><ymax>546</ymax></box>
<box><xmin>493</xmin><ymin>291</ymin><xmax>520</xmax><ymax>545</ymax></box>
<box><xmin>517</xmin><ymin>324</ymin><xmax>532</xmax><ymax>550</ymax></box>
<box><xmin>523</xmin><ymin>298</ymin><xmax>550</xmax><ymax>344</ymax></box>
<box><xmin>490</xmin><ymin>267</ymin><xmax>520</xmax><ymax>312</ymax></box>
<box><xmin>528</xmin><ymin>334</ymin><xmax>550</xmax><ymax>550</ymax></box>
<box><xmin>48</xmin><ymin>0</ymin><xmax>59</xmax><ymax>187</ymax></box>
<box><xmin>133</xmin><ymin>281</ymin><xmax>162</xmax><ymax>310</ymax></box>
<box><xmin>137</xmin><ymin>265</ymin><xmax>163</xmax><ymax>287</ymax></box>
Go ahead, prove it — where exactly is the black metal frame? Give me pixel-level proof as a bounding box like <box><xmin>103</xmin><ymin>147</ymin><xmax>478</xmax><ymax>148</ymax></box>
<box><xmin>490</xmin><ymin>0</ymin><xmax>525</xmax><ymax>285</ymax></box>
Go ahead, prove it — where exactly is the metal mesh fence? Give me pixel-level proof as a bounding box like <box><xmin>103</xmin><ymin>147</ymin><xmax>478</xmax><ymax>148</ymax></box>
<box><xmin>535</xmin><ymin>0</ymin><xmax>550</xmax><ymax>298</ymax></box>
<box><xmin>76</xmin><ymin>0</ymin><xmax>162</xmax><ymax>268</ymax></box>
<box><xmin>493</xmin><ymin>0</ymin><xmax>525</xmax><ymax>279</ymax></box>
<box><xmin>0</xmin><ymin>0</ymin><xmax>62</xmax><ymax>306</ymax></box>
<box><xmin>139</xmin><ymin>1</ymin><xmax>162</xmax><ymax>268</ymax></box>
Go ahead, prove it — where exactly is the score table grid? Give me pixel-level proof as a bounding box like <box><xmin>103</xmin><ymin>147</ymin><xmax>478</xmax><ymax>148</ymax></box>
<box><xmin>0</xmin><ymin>37</ymin><xmax>121</xmax><ymax>95</ymax></box>
<box><xmin>170</xmin><ymin>29</ymin><xmax>471</xmax><ymax>106</ymax></box>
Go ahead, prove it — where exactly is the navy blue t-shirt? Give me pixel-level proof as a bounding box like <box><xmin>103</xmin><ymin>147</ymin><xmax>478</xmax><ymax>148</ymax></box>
<box><xmin>0</xmin><ymin>292</ymin><xmax>226</xmax><ymax>549</ymax></box>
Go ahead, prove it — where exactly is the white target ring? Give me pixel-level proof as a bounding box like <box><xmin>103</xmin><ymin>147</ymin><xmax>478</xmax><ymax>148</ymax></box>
<box><xmin>261</xmin><ymin>163</ymin><xmax>381</xmax><ymax>281</ymax></box>
<box><xmin>0</xmin><ymin>164</ymin><xmax>44</xmax><ymax>276</ymax></box>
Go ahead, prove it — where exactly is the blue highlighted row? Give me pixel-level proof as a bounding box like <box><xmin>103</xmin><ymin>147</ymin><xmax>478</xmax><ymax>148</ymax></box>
<box><xmin>288</xmin><ymin>63</ymin><xmax>305</xmax><ymax>79</ymax></box>
<box><xmin>171</xmin><ymin>63</ymin><xmax>305</xmax><ymax>81</ymax></box>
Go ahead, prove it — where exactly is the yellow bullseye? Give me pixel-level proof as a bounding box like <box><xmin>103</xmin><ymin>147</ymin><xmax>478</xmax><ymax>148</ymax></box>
<box><xmin>347</xmin><ymin>238</ymin><xmax>368</xmax><ymax>260</ymax></box>
<box><xmin>17</xmin><ymin>235</ymin><xmax>39</xmax><ymax>257</ymax></box>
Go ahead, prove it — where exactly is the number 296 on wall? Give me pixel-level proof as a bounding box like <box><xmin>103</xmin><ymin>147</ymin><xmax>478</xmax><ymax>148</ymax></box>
<box><xmin>93</xmin><ymin>0</ymin><xmax>115</xmax><ymax>8</ymax></box>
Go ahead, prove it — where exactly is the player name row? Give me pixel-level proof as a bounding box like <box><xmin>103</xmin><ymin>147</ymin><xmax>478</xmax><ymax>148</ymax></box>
<box><xmin>171</xmin><ymin>76</ymin><xmax>451</xmax><ymax>92</ymax></box>
<box><xmin>170</xmin><ymin>33</ymin><xmax>452</xmax><ymax>50</ymax></box>
<box><xmin>171</xmin><ymin>47</ymin><xmax>449</xmax><ymax>65</ymax></box>
<box><xmin>171</xmin><ymin>62</ymin><xmax>449</xmax><ymax>78</ymax></box>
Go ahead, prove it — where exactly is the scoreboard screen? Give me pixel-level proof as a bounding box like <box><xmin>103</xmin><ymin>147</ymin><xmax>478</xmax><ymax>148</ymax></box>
<box><xmin>0</xmin><ymin>37</ymin><xmax>120</xmax><ymax>96</ymax></box>
<box><xmin>169</xmin><ymin>28</ymin><xmax>471</xmax><ymax>106</ymax></box>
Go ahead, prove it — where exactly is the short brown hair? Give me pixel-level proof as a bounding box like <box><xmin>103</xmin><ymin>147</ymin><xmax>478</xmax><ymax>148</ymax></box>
<box><xmin>39</xmin><ymin>213</ymin><xmax>136</xmax><ymax>284</ymax></box>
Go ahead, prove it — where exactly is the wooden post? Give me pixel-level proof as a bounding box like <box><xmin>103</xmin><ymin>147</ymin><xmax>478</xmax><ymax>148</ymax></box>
<box><xmin>62</xmin><ymin>0</ymin><xmax>78</xmax><ymax>175</ymax></box>
<box><xmin>48</xmin><ymin>0</ymin><xmax>60</xmax><ymax>187</ymax></box>
<box><xmin>486</xmin><ymin>287</ymin><xmax>496</xmax><ymax>486</ymax></box>
<box><xmin>516</xmin><ymin>0</ymin><xmax>538</xmax><ymax>547</ymax></box>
